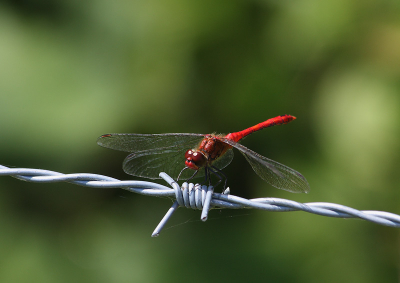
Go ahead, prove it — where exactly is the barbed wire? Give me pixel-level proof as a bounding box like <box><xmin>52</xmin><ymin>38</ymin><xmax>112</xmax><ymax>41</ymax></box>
<box><xmin>1</xmin><ymin>164</ymin><xmax>400</xmax><ymax>237</ymax></box>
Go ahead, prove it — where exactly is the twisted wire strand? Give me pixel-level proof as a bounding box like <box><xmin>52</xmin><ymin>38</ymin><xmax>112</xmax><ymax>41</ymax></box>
<box><xmin>1</xmin><ymin>165</ymin><xmax>400</xmax><ymax>237</ymax></box>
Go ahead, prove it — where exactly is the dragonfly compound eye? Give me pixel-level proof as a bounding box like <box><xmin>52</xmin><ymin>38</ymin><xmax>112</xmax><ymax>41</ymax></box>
<box><xmin>184</xmin><ymin>149</ymin><xmax>206</xmax><ymax>170</ymax></box>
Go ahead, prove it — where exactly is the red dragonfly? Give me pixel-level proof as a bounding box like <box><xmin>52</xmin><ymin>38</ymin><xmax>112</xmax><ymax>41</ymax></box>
<box><xmin>97</xmin><ymin>115</ymin><xmax>310</xmax><ymax>193</ymax></box>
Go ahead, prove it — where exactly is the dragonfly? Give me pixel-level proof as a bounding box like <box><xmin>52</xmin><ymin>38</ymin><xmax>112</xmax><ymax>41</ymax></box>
<box><xmin>97</xmin><ymin>115</ymin><xmax>310</xmax><ymax>193</ymax></box>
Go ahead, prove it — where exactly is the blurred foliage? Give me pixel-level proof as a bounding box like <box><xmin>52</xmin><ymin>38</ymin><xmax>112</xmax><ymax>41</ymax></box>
<box><xmin>0</xmin><ymin>0</ymin><xmax>400</xmax><ymax>282</ymax></box>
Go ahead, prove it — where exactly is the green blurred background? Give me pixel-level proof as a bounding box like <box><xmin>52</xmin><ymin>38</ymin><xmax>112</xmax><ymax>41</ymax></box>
<box><xmin>1</xmin><ymin>0</ymin><xmax>400</xmax><ymax>282</ymax></box>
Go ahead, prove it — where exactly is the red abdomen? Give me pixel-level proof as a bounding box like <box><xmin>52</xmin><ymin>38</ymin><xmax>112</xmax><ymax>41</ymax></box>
<box><xmin>224</xmin><ymin>115</ymin><xmax>296</xmax><ymax>142</ymax></box>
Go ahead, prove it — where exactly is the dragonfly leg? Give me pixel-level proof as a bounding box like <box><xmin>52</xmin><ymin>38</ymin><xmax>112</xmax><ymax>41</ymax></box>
<box><xmin>199</xmin><ymin>167</ymin><xmax>215</xmax><ymax>186</ymax></box>
<box><xmin>208</xmin><ymin>166</ymin><xmax>226</xmax><ymax>188</ymax></box>
<box><xmin>185</xmin><ymin>169</ymin><xmax>199</xmax><ymax>184</ymax></box>
<box><xmin>177</xmin><ymin>166</ymin><xmax>189</xmax><ymax>182</ymax></box>
<box><xmin>210</xmin><ymin>165</ymin><xmax>228</xmax><ymax>189</ymax></box>
<box><xmin>207</xmin><ymin>167</ymin><xmax>212</xmax><ymax>186</ymax></box>
<box><xmin>200</xmin><ymin>167</ymin><xmax>211</xmax><ymax>186</ymax></box>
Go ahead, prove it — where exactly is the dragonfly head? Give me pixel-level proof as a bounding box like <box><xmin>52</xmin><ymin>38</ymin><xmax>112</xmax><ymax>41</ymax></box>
<box><xmin>184</xmin><ymin>149</ymin><xmax>207</xmax><ymax>170</ymax></box>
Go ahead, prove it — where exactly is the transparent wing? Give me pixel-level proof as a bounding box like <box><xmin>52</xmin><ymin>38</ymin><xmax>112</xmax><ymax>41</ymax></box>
<box><xmin>220</xmin><ymin>138</ymin><xmax>310</xmax><ymax>193</ymax></box>
<box><xmin>97</xmin><ymin>133</ymin><xmax>205</xmax><ymax>153</ymax></box>
<box><xmin>211</xmin><ymin>148</ymin><xmax>234</xmax><ymax>170</ymax></box>
<box><xmin>123</xmin><ymin>143</ymin><xmax>234</xmax><ymax>180</ymax></box>
<box><xmin>123</xmin><ymin>148</ymin><xmax>205</xmax><ymax>179</ymax></box>
<box><xmin>97</xmin><ymin>133</ymin><xmax>205</xmax><ymax>179</ymax></box>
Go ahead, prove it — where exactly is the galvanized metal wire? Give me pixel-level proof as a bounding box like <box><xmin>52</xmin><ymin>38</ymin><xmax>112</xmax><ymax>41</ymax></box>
<box><xmin>1</xmin><ymin>164</ymin><xmax>400</xmax><ymax>237</ymax></box>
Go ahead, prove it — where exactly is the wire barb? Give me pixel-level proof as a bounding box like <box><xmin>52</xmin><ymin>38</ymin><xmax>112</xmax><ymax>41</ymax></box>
<box><xmin>1</xmin><ymin>164</ymin><xmax>400</xmax><ymax>237</ymax></box>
